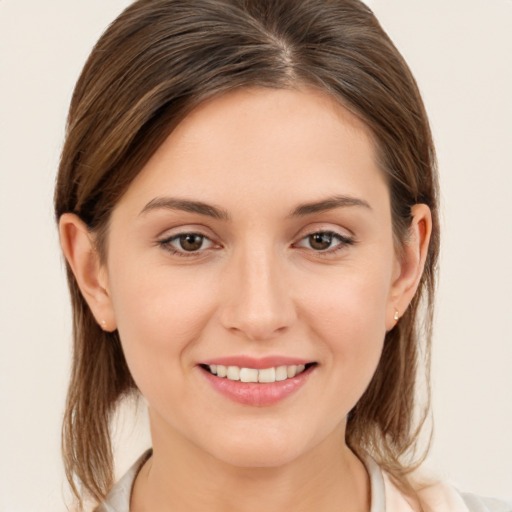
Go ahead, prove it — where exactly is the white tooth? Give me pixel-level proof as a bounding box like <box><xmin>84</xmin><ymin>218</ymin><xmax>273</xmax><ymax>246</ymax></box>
<box><xmin>287</xmin><ymin>365</ymin><xmax>297</xmax><ymax>378</ymax></box>
<box><xmin>296</xmin><ymin>364</ymin><xmax>306</xmax><ymax>374</ymax></box>
<box><xmin>275</xmin><ymin>366</ymin><xmax>288</xmax><ymax>381</ymax></box>
<box><xmin>209</xmin><ymin>364</ymin><xmax>217</xmax><ymax>375</ymax></box>
<box><xmin>227</xmin><ymin>366</ymin><xmax>240</xmax><ymax>381</ymax></box>
<box><xmin>216</xmin><ymin>365</ymin><xmax>227</xmax><ymax>378</ymax></box>
<box><xmin>258</xmin><ymin>367</ymin><xmax>276</xmax><ymax>383</ymax></box>
<box><xmin>240</xmin><ymin>367</ymin><xmax>258</xmax><ymax>383</ymax></box>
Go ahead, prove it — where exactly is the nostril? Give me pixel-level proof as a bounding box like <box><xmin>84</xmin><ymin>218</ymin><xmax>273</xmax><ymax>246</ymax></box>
<box><xmin>219</xmin><ymin>267</ymin><xmax>297</xmax><ymax>341</ymax></box>
<box><xmin>222</xmin><ymin>317</ymin><xmax>293</xmax><ymax>342</ymax></box>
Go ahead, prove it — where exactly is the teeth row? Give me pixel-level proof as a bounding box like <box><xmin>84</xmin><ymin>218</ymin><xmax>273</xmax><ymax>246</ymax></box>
<box><xmin>208</xmin><ymin>364</ymin><xmax>307</xmax><ymax>383</ymax></box>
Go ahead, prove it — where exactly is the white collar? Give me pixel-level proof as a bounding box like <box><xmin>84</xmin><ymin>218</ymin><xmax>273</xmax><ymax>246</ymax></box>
<box><xmin>98</xmin><ymin>449</ymin><xmax>471</xmax><ymax>512</ymax></box>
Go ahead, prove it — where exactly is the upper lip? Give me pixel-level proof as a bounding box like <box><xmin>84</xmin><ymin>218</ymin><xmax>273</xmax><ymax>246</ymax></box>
<box><xmin>199</xmin><ymin>355</ymin><xmax>313</xmax><ymax>369</ymax></box>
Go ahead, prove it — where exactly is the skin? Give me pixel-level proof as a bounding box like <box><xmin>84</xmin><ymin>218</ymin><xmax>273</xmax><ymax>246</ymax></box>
<box><xmin>60</xmin><ymin>87</ymin><xmax>431</xmax><ymax>512</ymax></box>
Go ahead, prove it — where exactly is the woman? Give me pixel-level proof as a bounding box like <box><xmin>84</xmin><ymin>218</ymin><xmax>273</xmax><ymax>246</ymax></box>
<box><xmin>54</xmin><ymin>0</ymin><xmax>510</xmax><ymax>511</ymax></box>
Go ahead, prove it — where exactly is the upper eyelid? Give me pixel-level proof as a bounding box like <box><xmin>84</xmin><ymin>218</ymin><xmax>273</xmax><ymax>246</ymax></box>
<box><xmin>299</xmin><ymin>230</ymin><xmax>351</xmax><ymax>240</ymax></box>
<box><xmin>294</xmin><ymin>231</ymin><xmax>354</xmax><ymax>247</ymax></box>
<box><xmin>162</xmin><ymin>232</ymin><xmax>212</xmax><ymax>242</ymax></box>
<box><xmin>159</xmin><ymin>232</ymin><xmax>217</xmax><ymax>249</ymax></box>
<box><xmin>155</xmin><ymin>224</ymin><xmax>355</xmax><ymax>248</ymax></box>
<box><xmin>157</xmin><ymin>224</ymin><xmax>216</xmax><ymax>240</ymax></box>
<box><xmin>292</xmin><ymin>223</ymin><xmax>355</xmax><ymax>241</ymax></box>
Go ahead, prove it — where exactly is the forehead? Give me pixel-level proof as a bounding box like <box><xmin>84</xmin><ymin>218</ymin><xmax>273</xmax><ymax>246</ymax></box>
<box><xmin>114</xmin><ymin>87</ymin><xmax>388</xmax><ymax>217</ymax></box>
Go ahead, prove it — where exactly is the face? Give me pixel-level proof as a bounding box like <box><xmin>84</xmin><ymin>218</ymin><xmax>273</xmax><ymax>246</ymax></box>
<box><xmin>103</xmin><ymin>87</ymin><xmax>402</xmax><ymax>467</ymax></box>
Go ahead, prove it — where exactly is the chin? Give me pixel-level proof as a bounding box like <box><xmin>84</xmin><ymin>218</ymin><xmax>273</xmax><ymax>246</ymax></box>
<box><xmin>212</xmin><ymin>442</ymin><xmax>303</xmax><ymax>469</ymax></box>
<box><xmin>195</xmin><ymin>423</ymin><xmax>315</xmax><ymax>469</ymax></box>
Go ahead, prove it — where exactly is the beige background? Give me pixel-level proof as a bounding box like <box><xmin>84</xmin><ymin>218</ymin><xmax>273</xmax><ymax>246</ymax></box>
<box><xmin>0</xmin><ymin>1</ymin><xmax>511</xmax><ymax>511</ymax></box>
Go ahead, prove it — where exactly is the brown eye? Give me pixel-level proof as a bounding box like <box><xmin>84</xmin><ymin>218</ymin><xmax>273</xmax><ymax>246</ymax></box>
<box><xmin>308</xmin><ymin>233</ymin><xmax>334</xmax><ymax>251</ymax></box>
<box><xmin>159</xmin><ymin>232</ymin><xmax>215</xmax><ymax>255</ymax></box>
<box><xmin>178</xmin><ymin>234</ymin><xmax>204</xmax><ymax>251</ymax></box>
<box><xmin>295</xmin><ymin>230</ymin><xmax>354</xmax><ymax>253</ymax></box>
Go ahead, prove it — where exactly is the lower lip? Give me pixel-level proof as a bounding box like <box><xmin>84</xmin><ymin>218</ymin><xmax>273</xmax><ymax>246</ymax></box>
<box><xmin>200</xmin><ymin>366</ymin><xmax>315</xmax><ymax>407</ymax></box>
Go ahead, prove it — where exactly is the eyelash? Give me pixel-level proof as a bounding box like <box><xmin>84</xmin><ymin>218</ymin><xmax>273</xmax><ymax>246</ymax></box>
<box><xmin>157</xmin><ymin>230</ymin><xmax>355</xmax><ymax>258</ymax></box>
<box><xmin>158</xmin><ymin>232</ymin><xmax>217</xmax><ymax>257</ymax></box>
<box><xmin>293</xmin><ymin>231</ymin><xmax>355</xmax><ymax>254</ymax></box>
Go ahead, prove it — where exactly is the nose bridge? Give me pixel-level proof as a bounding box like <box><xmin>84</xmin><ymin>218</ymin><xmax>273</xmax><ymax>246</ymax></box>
<box><xmin>221</xmin><ymin>240</ymin><xmax>295</xmax><ymax>340</ymax></box>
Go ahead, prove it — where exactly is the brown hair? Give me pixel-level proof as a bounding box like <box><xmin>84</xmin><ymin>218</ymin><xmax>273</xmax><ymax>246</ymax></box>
<box><xmin>55</xmin><ymin>0</ymin><xmax>439</xmax><ymax>507</ymax></box>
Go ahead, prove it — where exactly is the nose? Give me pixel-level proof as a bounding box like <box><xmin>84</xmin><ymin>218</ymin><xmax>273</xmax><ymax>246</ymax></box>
<box><xmin>220</xmin><ymin>246</ymin><xmax>297</xmax><ymax>341</ymax></box>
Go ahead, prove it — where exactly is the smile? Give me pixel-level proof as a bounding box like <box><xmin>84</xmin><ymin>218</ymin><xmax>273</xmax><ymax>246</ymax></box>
<box><xmin>199</xmin><ymin>362</ymin><xmax>317</xmax><ymax>406</ymax></box>
<box><xmin>205</xmin><ymin>364</ymin><xmax>308</xmax><ymax>383</ymax></box>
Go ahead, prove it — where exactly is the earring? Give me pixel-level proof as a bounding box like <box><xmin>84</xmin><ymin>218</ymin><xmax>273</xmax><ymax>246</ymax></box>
<box><xmin>393</xmin><ymin>309</ymin><xmax>400</xmax><ymax>322</ymax></box>
<box><xmin>100</xmin><ymin>319</ymin><xmax>107</xmax><ymax>330</ymax></box>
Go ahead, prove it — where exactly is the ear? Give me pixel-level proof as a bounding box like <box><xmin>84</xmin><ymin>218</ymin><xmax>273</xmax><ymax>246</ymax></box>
<box><xmin>59</xmin><ymin>213</ymin><xmax>117</xmax><ymax>332</ymax></box>
<box><xmin>386</xmin><ymin>204</ymin><xmax>432</xmax><ymax>330</ymax></box>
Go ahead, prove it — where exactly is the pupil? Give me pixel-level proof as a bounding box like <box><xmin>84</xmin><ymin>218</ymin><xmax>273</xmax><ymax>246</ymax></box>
<box><xmin>310</xmin><ymin>233</ymin><xmax>332</xmax><ymax>250</ymax></box>
<box><xmin>180</xmin><ymin>234</ymin><xmax>203</xmax><ymax>251</ymax></box>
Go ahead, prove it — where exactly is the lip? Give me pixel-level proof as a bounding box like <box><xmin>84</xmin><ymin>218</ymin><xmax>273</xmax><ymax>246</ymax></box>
<box><xmin>198</xmin><ymin>361</ymin><xmax>316</xmax><ymax>407</ymax></box>
<box><xmin>200</xmin><ymin>355</ymin><xmax>311</xmax><ymax>369</ymax></box>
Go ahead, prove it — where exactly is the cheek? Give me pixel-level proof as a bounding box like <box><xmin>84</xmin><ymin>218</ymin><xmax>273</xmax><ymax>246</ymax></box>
<box><xmin>302</xmin><ymin>263</ymin><xmax>390</xmax><ymax>342</ymax></box>
<box><xmin>299</xmin><ymin>265</ymin><xmax>391</xmax><ymax>399</ymax></box>
<box><xmin>107</xmin><ymin>261</ymin><xmax>218</xmax><ymax>389</ymax></box>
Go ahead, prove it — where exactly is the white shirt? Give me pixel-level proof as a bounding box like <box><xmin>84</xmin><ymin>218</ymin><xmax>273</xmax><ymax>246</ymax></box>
<box><xmin>96</xmin><ymin>450</ymin><xmax>511</xmax><ymax>512</ymax></box>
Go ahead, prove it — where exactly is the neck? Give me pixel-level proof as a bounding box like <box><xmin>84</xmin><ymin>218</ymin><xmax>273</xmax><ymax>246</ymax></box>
<box><xmin>131</xmin><ymin>413</ymin><xmax>370</xmax><ymax>512</ymax></box>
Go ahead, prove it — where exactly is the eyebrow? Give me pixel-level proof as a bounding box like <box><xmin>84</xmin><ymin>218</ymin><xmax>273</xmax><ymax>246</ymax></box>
<box><xmin>140</xmin><ymin>194</ymin><xmax>371</xmax><ymax>220</ymax></box>
<box><xmin>290</xmin><ymin>195</ymin><xmax>371</xmax><ymax>217</ymax></box>
<box><xmin>140</xmin><ymin>197</ymin><xmax>230</xmax><ymax>220</ymax></box>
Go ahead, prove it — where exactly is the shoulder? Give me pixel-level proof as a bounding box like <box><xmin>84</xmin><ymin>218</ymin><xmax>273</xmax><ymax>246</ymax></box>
<box><xmin>459</xmin><ymin>492</ymin><xmax>512</xmax><ymax>512</ymax></box>
<box><xmin>363</xmin><ymin>455</ymin><xmax>511</xmax><ymax>512</ymax></box>
<box><xmin>408</xmin><ymin>472</ymin><xmax>512</xmax><ymax>512</ymax></box>
<box><xmin>94</xmin><ymin>450</ymin><xmax>152</xmax><ymax>512</ymax></box>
